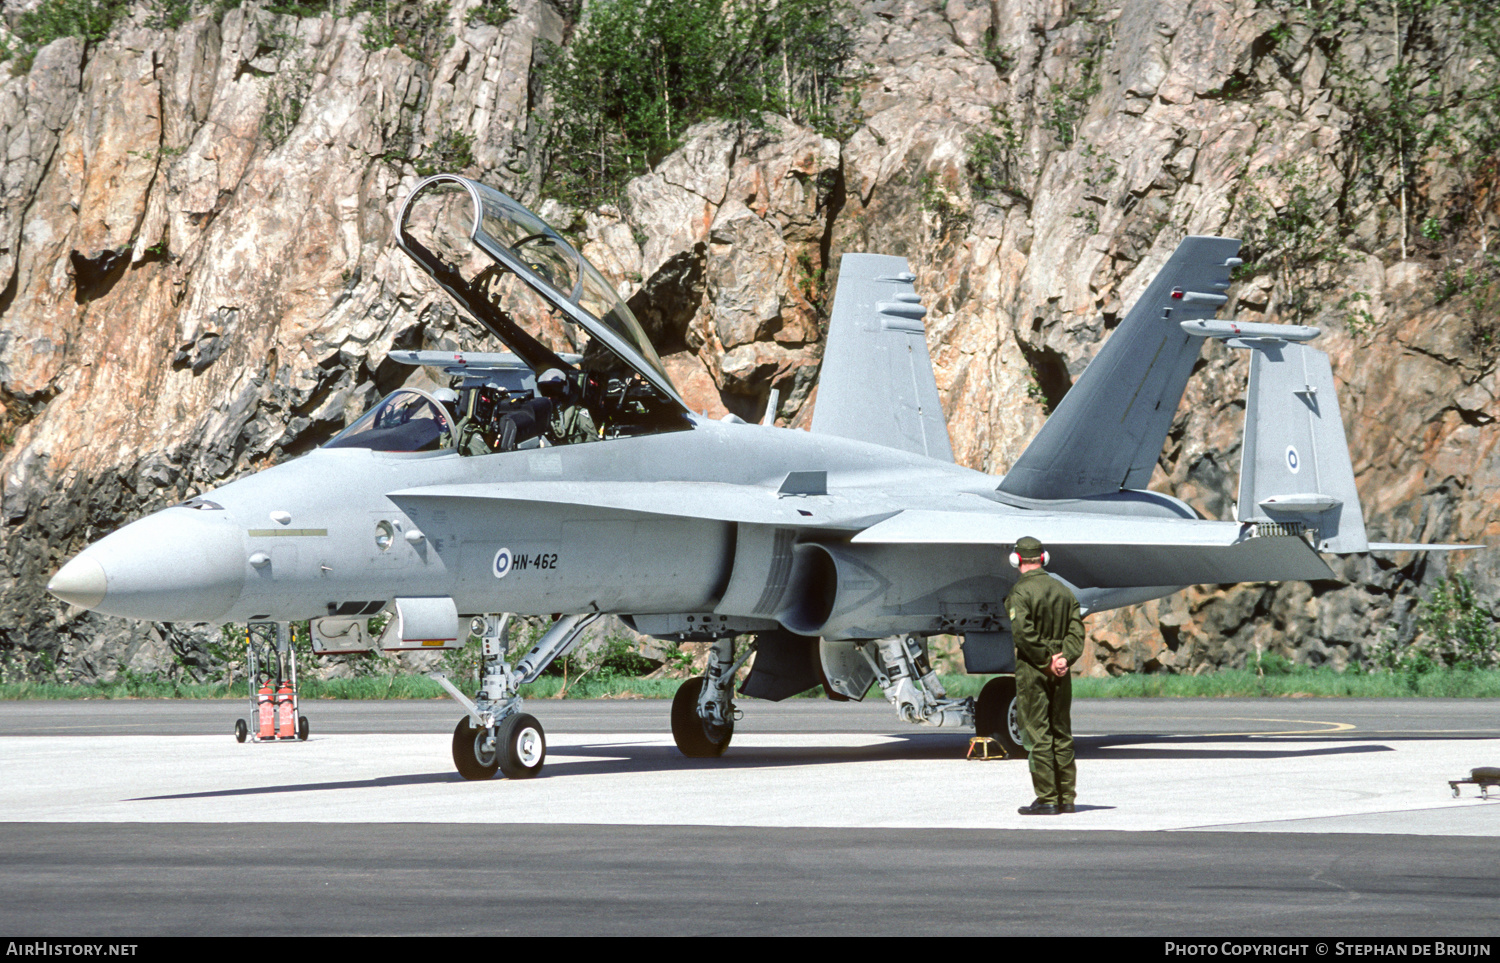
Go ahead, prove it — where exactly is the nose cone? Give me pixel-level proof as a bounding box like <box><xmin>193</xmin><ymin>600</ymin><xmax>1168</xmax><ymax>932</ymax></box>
<box><xmin>48</xmin><ymin>508</ymin><xmax>247</xmax><ymax>622</ymax></box>
<box><xmin>47</xmin><ymin>555</ymin><xmax>107</xmax><ymax>609</ymax></box>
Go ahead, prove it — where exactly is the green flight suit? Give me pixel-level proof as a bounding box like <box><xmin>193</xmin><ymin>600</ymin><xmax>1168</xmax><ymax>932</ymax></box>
<box><xmin>454</xmin><ymin>417</ymin><xmax>492</xmax><ymax>457</ymax></box>
<box><xmin>549</xmin><ymin>404</ymin><xmax>597</xmax><ymax>445</ymax></box>
<box><xmin>1006</xmin><ymin>567</ymin><xmax>1085</xmax><ymax>806</ymax></box>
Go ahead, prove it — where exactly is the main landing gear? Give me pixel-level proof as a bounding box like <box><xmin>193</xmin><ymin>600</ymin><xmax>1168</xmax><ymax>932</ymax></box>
<box><xmin>433</xmin><ymin>612</ymin><xmax>599</xmax><ymax>780</ymax></box>
<box><xmin>974</xmin><ymin>675</ymin><xmax>1026</xmax><ymax>758</ymax></box>
<box><xmin>857</xmin><ymin>634</ymin><xmax>1026</xmax><ymax>758</ymax></box>
<box><xmin>670</xmin><ymin>637</ymin><xmax>750</xmax><ymax>757</ymax></box>
<box><xmin>661</xmin><ymin>633</ymin><xmax>1027</xmax><ymax>762</ymax></box>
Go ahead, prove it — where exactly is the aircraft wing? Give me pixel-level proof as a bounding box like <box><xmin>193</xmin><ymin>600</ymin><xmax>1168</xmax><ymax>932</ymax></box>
<box><xmin>389</xmin><ymin>481</ymin><xmax>883</xmax><ymax>530</ymax></box>
<box><xmin>851</xmin><ymin>509</ymin><xmax>1335</xmax><ymax>587</ymax></box>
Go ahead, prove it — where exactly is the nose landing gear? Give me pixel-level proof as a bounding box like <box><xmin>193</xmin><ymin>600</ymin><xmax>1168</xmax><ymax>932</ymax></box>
<box><xmin>452</xmin><ymin>712</ymin><xmax>546</xmax><ymax>780</ymax></box>
<box><xmin>435</xmin><ymin>612</ymin><xmax>597</xmax><ymax>780</ymax></box>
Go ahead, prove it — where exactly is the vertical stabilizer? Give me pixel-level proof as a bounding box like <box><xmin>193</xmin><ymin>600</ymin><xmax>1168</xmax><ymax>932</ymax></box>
<box><xmin>812</xmin><ymin>254</ymin><xmax>953</xmax><ymax>462</ymax></box>
<box><xmin>1237</xmin><ymin>341</ymin><xmax>1368</xmax><ymax>553</ymax></box>
<box><xmin>998</xmin><ymin>237</ymin><xmax>1242</xmax><ymax>499</ymax></box>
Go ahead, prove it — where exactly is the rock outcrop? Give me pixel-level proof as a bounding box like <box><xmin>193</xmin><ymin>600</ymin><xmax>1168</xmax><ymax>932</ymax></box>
<box><xmin>0</xmin><ymin>0</ymin><xmax>1495</xmax><ymax>682</ymax></box>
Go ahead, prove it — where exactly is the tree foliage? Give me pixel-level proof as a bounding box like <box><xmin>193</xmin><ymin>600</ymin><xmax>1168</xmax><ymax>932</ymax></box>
<box><xmin>2</xmin><ymin>0</ymin><xmax>131</xmax><ymax>71</ymax></box>
<box><xmin>539</xmin><ymin>0</ymin><xmax>854</xmax><ymax>204</ymax></box>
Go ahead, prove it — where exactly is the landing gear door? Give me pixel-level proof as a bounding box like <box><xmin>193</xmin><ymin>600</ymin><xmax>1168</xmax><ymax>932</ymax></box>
<box><xmin>819</xmin><ymin>638</ymin><xmax>876</xmax><ymax>702</ymax></box>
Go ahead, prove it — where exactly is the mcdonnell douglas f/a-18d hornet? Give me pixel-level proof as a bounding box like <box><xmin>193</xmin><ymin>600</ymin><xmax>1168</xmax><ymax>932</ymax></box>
<box><xmin>47</xmin><ymin>175</ymin><xmax>1470</xmax><ymax>778</ymax></box>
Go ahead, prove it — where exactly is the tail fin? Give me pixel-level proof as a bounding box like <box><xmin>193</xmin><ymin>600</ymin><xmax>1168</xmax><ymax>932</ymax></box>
<box><xmin>811</xmin><ymin>254</ymin><xmax>953</xmax><ymax>462</ymax></box>
<box><xmin>998</xmin><ymin>236</ymin><xmax>1242</xmax><ymax>499</ymax></box>
<box><xmin>1236</xmin><ymin>338</ymin><xmax>1368</xmax><ymax>553</ymax></box>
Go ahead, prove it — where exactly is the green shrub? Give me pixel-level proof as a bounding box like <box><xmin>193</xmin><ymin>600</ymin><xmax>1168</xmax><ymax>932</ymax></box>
<box><xmin>264</xmin><ymin>0</ymin><xmax>337</xmax><ymax>17</ymax></box>
<box><xmin>967</xmin><ymin>110</ymin><xmax>1024</xmax><ymax>201</ymax></box>
<box><xmin>350</xmin><ymin>0</ymin><xmax>452</xmax><ymax>58</ymax></box>
<box><xmin>415</xmin><ymin>130</ymin><xmax>475</xmax><ymax>176</ymax></box>
<box><xmin>466</xmin><ymin>0</ymin><xmax>510</xmax><ymax>28</ymax></box>
<box><xmin>1414</xmin><ymin>573</ymin><xmax>1499</xmax><ymax>670</ymax></box>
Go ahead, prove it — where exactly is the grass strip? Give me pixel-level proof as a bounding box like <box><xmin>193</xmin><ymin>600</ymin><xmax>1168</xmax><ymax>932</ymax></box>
<box><xmin>5</xmin><ymin>668</ymin><xmax>1500</xmax><ymax>700</ymax></box>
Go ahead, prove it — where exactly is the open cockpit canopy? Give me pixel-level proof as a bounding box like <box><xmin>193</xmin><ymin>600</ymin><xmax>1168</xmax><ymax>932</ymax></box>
<box><xmin>395</xmin><ymin>176</ymin><xmax>687</xmax><ymax>431</ymax></box>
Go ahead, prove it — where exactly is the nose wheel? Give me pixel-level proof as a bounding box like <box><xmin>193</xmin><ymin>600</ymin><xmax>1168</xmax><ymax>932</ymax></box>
<box><xmin>497</xmin><ymin>712</ymin><xmax>546</xmax><ymax>778</ymax></box>
<box><xmin>452</xmin><ymin>712</ymin><xmax>547</xmax><ymax>780</ymax></box>
<box><xmin>452</xmin><ymin>718</ymin><xmax>499</xmax><ymax>780</ymax></box>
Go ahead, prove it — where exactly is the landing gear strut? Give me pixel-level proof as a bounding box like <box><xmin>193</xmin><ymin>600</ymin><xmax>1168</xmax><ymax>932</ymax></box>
<box><xmin>434</xmin><ymin>612</ymin><xmax>598</xmax><ymax>780</ymax></box>
<box><xmin>862</xmin><ymin>634</ymin><xmax>975</xmax><ymax>729</ymax></box>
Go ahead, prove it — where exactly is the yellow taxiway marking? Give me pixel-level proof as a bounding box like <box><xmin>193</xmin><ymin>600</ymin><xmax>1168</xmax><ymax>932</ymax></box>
<box><xmin>1203</xmin><ymin>717</ymin><xmax>1357</xmax><ymax>737</ymax></box>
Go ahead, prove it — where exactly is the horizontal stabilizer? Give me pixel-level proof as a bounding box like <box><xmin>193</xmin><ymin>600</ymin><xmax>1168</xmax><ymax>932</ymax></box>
<box><xmin>1366</xmin><ymin>542</ymin><xmax>1486</xmax><ymax>552</ymax></box>
<box><xmin>852</xmin><ymin>509</ymin><xmax>1334</xmax><ymax>587</ymax></box>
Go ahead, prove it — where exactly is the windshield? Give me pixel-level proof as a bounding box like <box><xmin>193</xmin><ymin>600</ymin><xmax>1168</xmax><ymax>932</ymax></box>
<box><xmin>323</xmin><ymin>388</ymin><xmax>454</xmax><ymax>452</ymax></box>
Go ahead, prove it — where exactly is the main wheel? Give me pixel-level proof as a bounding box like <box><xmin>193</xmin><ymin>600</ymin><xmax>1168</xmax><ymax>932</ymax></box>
<box><xmin>671</xmin><ymin>676</ymin><xmax>733</xmax><ymax>758</ymax></box>
<box><xmin>452</xmin><ymin>718</ymin><xmax>500</xmax><ymax>780</ymax></box>
<box><xmin>975</xmin><ymin>675</ymin><xmax>1026</xmax><ymax>759</ymax></box>
<box><xmin>497</xmin><ymin>712</ymin><xmax>546</xmax><ymax>779</ymax></box>
<box><xmin>234</xmin><ymin>719</ymin><xmax>248</xmax><ymax>743</ymax></box>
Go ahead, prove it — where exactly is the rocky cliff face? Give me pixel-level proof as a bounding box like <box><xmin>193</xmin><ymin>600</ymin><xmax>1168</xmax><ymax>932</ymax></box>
<box><xmin>1</xmin><ymin>0</ymin><xmax>1495</xmax><ymax>682</ymax></box>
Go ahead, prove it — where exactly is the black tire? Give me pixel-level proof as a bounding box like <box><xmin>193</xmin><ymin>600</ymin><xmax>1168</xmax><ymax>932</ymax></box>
<box><xmin>234</xmin><ymin>719</ymin><xmax>248</xmax><ymax>743</ymax></box>
<box><xmin>452</xmin><ymin>718</ymin><xmax>500</xmax><ymax>780</ymax></box>
<box><xmin>497</xmin><ymin>712</ymin><xmax>546</xmax><ymax>779</ymax></box>
<box><xmin>671</xmin><ymin>676</ymin><xmax>732</xmax><ymax>757</ymax></box>
<box><xmin>297</xmin><ymin>716</ymin><xmax>310</xmax><ymax>741</ymax></box>
<box><xmin>975</xmin><ymin>676</ymin><xmax>1026</xmax><ymax>759</ymax></box>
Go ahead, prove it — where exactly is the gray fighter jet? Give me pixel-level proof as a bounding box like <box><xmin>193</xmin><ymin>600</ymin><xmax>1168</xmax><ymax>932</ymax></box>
<box><xmin>46</xmin><ymin>175</ymin><xmax>1465</xmax><ymax>779</ymax></box>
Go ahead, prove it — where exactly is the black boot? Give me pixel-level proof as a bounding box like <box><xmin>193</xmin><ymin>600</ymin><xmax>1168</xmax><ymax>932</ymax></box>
<box><xmin>1018</xmin><ymin>798</ymin><xmax>1059</xmax><ymax>815</ymax></box>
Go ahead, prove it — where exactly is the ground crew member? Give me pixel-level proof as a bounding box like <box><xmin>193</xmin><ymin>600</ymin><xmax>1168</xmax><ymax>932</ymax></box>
<box><xmin>1005</xmin><ymin>536</ymin><xmax>1085</xmax><ymax>815</ymax></box>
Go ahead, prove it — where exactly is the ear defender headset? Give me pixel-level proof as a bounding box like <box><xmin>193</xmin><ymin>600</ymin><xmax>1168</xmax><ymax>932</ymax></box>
<box><xmin>1008</xmin><ymin>538</ymin><xmax>1050</xmax><ymax>569</ymax></box>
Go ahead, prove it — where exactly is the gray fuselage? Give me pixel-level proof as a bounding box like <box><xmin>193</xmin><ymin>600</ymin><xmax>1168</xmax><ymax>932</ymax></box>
<box><xmin>61</xmin><ymin>416</ymin><xmax>1193</xmax><ymax>634</ymax></box>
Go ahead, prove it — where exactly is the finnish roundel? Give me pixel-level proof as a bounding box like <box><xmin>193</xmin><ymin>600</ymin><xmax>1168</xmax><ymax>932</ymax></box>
<box><xmin>1286</xmin><ymin>446</ymin><xmax>1300</xmax><ymax>474</ymax></box>
<box><xmin>492</xmin><ymin>547</ymin><xmax>513</xmax><ymax>579</ymax></box>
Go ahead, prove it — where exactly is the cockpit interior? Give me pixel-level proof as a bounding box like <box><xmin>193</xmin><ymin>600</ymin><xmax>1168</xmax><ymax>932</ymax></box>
<box><xmin>323</xmin><ymin>176</ymin><xmax>696</xmax><ymax>456</ymax></box>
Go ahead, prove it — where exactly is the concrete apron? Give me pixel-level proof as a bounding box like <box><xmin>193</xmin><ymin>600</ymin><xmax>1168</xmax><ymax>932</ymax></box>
<box><xmin>2</xmin><ymin>730</ymin><xmax>1498</xmax><ymax>834</ymax></box>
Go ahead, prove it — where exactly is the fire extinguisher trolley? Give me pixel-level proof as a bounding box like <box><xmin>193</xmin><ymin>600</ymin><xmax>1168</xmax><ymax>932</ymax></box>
<box><xmin>234</xmin><ymin>622</ymin><xmax>310</xmax><ymax>742</ymax></box>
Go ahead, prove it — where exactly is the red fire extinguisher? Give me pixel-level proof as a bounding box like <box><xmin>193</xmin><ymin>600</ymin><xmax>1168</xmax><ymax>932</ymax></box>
<box><xmin>276</xmin><ymin>680</ymin><xmax>295</xmax><ymax>739</ymax></box>
<box><xmin>257</xmin><ymin>680</ymin><xmax>275</xmax><ymax>740</ymax></box>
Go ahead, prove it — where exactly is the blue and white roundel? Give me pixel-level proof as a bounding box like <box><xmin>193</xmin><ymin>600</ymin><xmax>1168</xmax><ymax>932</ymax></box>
<box><xmin>1286</xmin><ymin>446</ymin><xmax>1300</xmax><ymax>473</ymax></box>
<box><xmin>492</xmin><ymin>547</ymin><xmax>513</xmax><ymax>579</ymax></box>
